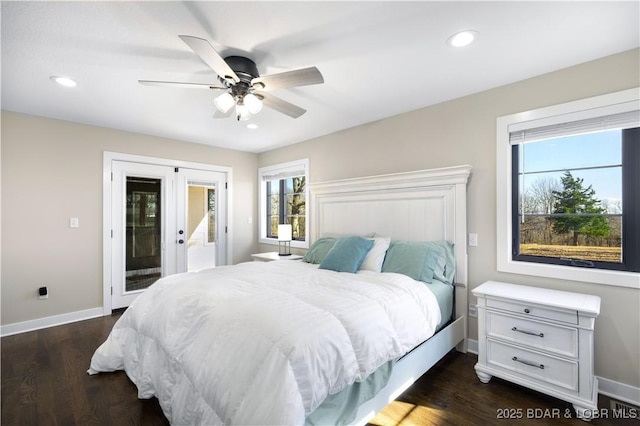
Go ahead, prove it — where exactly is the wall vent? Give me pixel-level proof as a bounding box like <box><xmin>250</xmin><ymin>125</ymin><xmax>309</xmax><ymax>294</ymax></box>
<box><xmin>609</xmin><ymin>399</ymin><xmax>637</xmax><ymax>416</ymax></box>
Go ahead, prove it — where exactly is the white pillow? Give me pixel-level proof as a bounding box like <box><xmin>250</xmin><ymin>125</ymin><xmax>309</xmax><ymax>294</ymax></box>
<box><xmin>359</xmin><ymin>237</ymin><xmax>391</xmax><ymax>272</ymax></box>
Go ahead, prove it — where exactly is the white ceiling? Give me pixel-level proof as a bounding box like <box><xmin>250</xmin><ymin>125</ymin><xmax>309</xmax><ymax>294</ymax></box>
<box><xmin>2</xmin><ymin>1</ymin><xmax>638</xmax><ymax>153</ymax></box>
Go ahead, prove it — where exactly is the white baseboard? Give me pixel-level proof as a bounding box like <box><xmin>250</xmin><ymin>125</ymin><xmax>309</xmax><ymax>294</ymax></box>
<box><xmin>598</xmin><ymin>376</ymin><xmax>640</xmax><ymax>407</ymax></box>
<box><xmin>1</xmin><ymin>307</ymin><xmax>104</xmax><ymax>337</ymax></box>
<box><xmin>465</xmin><ymin>338</ymin><xmax>639</xmax><ymax>407</ymax></box>
<box><xmin>466</xmin><ymin>337</ymin><xmax>478</xmax><ymax>354</ymax></box>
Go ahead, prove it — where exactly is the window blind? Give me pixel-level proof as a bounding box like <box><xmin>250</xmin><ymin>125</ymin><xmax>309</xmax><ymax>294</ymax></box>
<box><xmin>509</xmin><ymin>108</ymin><xmax>640</xmax><ymax>145</ymax></box>
<box><xmin>260</xmin><ymin>161</ymin><xmax>307</xmax><ymax>182</ymax></box>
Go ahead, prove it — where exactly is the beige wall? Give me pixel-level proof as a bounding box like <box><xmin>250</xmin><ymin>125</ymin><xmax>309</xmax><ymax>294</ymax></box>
<box><xmin>2</xmin><ymin>49</ymin><xmax>638</xmax><ymax>389</ymax></box>
<box><xmin>1</xmin><ymin>112</ymin><xmax>258</xmax><ymax>325</ymax></box>
<box><xmin>258</xmin><ymin>49</ymin><xmax>640</xmax><ymax>388</ymax></box>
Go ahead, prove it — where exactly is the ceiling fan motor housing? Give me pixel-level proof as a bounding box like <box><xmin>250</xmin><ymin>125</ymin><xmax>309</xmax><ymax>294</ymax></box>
<box><xmin>224</xmin><ymin>56</ymin><xmax>259</xmax><ymax>83</ymax></box>
<box><xmin>220</xmin><ymin>56</ymin><xmax>261</xmax><ymax>99</ymax></box>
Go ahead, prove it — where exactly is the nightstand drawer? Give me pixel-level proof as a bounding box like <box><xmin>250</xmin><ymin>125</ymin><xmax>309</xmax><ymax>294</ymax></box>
<box><xmin>486</xmin><ymin>311</ymin><xmax>578</xmax><ymax>358</ymax></box>
<box><xmin>487</xmin><ymin>339</ymin><xmax>578</xmax><ymax>392</ymax></box>
<box><xmin>487</xmin><ymin>298</ymin><xmax>577</xmax><ymax>324</ymax></box>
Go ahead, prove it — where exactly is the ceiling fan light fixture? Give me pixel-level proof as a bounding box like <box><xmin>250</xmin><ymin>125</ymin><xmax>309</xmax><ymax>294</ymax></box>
<box><xmin>244</xmin><ymin>93</ymin><xmax>263</xmax><ymax>114</ymax></box>
<box><xmin>236</xmin><ymin>103</ymin><xmax>251</xmax><ymax>121</ymax></box>
<box><xmin>447</xmin><ymin>30</ymin><xmax>478</xmax><ymax>47</ymax></box>
<box><xmin>214</xmin><ymin>92</ymin><xmax>235</xmax><ymax>113</ymax></box>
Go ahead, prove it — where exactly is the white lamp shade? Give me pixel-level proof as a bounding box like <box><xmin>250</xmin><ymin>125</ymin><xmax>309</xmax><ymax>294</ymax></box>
<box><xmin>235</xmin><ymin>103</ymin><xmax>251</xmax><ymax>121</ymax></box>
<box><xmin>278</xmin><ymin>224</ymin><xmax>292</xmax><ymax>241</ymax></box>
<box><xmin>214</xmin><ymin>92</ymin><xmax>235</xmax><ymax>113</ymax></box>
<box><xmin>244</xmin><ymin>93</ymin><xmax>263</xmax><ymax>114</ymax></box>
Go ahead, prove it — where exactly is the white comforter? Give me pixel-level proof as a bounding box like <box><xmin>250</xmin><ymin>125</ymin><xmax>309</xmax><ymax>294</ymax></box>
<box><xmin>88</xmin><ymin>260</ymin><xmax>441</xmax><ymax>425</ymax></box>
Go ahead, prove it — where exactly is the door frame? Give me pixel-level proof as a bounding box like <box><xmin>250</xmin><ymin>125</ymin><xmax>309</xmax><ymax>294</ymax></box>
<box><xmin>102</xmin><ymin>151</ymin><xmax>233</xmax><ymax>315</ymax></box>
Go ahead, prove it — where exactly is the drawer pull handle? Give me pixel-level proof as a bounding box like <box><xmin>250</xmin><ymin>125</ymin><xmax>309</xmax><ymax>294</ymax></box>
<box><xmin>512</xmin><ymin>327</ymin><xmax>544</xmax><ymax>338</ymax></box>
<box><xmin>524</xmin><ymin>308</ymin><xmax>530</xmax><ymax>314</ymax></box>
<box><xmin>512</xmin><ymin>356</ymin><xmax>544</xmax><ymax>369</ymax></box>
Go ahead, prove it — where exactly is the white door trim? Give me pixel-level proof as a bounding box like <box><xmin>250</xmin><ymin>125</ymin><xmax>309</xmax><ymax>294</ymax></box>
<box><xmin>103</xmin><ymin>151</ymin><xmax>233</xmax><ymax>315</ymax></box>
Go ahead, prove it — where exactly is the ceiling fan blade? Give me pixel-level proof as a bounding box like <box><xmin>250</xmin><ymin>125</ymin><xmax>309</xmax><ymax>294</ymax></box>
<box><xmin>139</xmin><ymin>80</ymin><xmax>226</xmax><ymax>90</ymax></box>
<box><xmin>252</xmin><ymin>67</ymin><xmax>323</xmax><ymax>91</ymax></box>
<box><xmin>258</xmin><ymin>92</ymin><xmax>306</xmax><ymax>118</ymax></box>
<box><xmin>178</xmin><ymin>35</ymin><xmax>240</xmax><ymax>84</ymax></box>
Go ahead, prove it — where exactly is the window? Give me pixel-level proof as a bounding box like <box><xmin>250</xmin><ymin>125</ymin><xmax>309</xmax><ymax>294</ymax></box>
<box><xmin>259</xmin><ymin>159</ymin><xmax>309</xmax><ymax>248</ymax></box>
<box><xmin>497</xmin><ymin>88</ymin><xmax>639</xmax><ymax>288</ymax></box>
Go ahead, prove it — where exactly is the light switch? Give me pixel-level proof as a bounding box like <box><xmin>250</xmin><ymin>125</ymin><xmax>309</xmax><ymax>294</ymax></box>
<box><xmin>468</xmin><ymin>233</ymin><xmax>478</xmax><ymax>247</ymax></box>
<box><xmin>70</xmin><ymin>217</ymin><xmax>79</xmax><ymax>228</ymax></box>
<box><xmin>248</xmin><ymin>216</ymin><xmax>253</xmax><ymax>224</ymax></box>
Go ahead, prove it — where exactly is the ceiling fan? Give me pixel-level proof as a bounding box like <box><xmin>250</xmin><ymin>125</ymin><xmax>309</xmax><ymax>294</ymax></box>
<box><xmin>139</xmin><ymin>35</ymin><xmax>324</xmax><ymax>121</ymax></box>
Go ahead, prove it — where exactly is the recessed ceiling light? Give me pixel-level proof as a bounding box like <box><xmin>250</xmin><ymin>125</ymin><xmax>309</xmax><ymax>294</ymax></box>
<box><xmin>446</xmin><ymin>30</ymin><xmax>478</xmax><ymax>48</ymax></box>
<box><xmin>50</xmin><ymin>76</ymin><xmax>77</xmax><ymax>87</ymax></box>
<box><xmin>246</xmin><ymin>123</ymin><xmax>259</xmax><ymax>130</ymax></box>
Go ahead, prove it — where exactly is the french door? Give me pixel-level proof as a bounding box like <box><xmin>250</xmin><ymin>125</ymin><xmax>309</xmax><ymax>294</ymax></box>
<box><xmin>110</xmin><ymin>160</ymin><xmax>227</xmax><ymax>309</ymax></box>
<box><xmin>176</xmin><ymin>168</ymin><xmax>227</xmax><ymax>273</ymax></box>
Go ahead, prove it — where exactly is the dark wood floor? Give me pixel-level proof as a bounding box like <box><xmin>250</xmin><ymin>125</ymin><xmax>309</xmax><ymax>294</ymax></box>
<box><xmin>370</xmin><ymin>352</ymin><xmax>638</xmax><ymax>426</ymax></box>
<box><xmin>2</xmin><ymin>312</ymin><xmax>637</xmax><ymax>425</ymax></box>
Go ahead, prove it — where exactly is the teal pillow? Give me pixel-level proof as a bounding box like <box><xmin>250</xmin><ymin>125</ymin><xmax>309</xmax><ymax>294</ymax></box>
<box><xmin>382</xmin><ymin>241</ymin><xmax>451</xmax><ymax>284</ymax></box>
<box><xmin>429</xmin><ymin>240</ymin><xmax>456</xmax><ymax>284</ymax></box>
<box><xmin>318</xmin><ymin>236</ymin><xmax>374</xmax><ymax>273</ymax></box>
<box><xmin>302</xmin><ymin>237</ymin><xmax>336</xmax><ymax>264</ymax></box>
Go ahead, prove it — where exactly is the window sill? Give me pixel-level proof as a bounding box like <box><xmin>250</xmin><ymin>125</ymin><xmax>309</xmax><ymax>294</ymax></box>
<box><xmin>497</xmin><ymin>257</ymin><xmax>640</xmax><ymax>289</ymax></box>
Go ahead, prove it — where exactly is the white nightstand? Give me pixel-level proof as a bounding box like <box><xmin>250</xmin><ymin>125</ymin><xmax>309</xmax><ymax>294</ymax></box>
<box><xmin>251</xmin><ymin>252</ymin><xmax>304</xmax><ymax>262</ymax></box>
<box><xmin>473</xmin><ymin>281</ymin><xmax>601</xmax><ymax>420</ymax></box>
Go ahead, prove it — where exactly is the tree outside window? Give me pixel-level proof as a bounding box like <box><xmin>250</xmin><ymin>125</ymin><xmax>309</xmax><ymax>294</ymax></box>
<box><xmin>550</xmin><ymin>171</ymin><xmax>610</xmax><ymax>247</ymax></box>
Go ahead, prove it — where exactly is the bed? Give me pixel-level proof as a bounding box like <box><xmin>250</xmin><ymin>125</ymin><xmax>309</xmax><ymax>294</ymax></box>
<box><xmin>88</xmin><ymin>164</ymin><xmax>472</xmax><ymax>425</ymax></box>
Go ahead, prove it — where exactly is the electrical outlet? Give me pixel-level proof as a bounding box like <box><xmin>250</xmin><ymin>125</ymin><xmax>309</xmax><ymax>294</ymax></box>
<box><xmin>468</xmin><ymin>304</ymin><xmax>478</xmax><ymax>317</ymax></box>
<box><xmin>38</xmin><ymin>286</ymin><xmax>48</xmax><ymax>300</ymax></box>
<box><xmin>38</xmin><ymin>287</ymin><xmax>49</xmax><ymax>300</ymax></box>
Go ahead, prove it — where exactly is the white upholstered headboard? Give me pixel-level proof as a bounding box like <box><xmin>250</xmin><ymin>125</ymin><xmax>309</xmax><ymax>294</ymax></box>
<box><xmin>309</xmin><ymin>165</ymin><xmax>472</xmax><ymax>322</ymax></box>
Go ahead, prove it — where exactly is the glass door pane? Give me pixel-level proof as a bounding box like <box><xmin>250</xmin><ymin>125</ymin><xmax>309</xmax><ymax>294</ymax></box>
<box><xmin>126</xmin><ymin>177</ymin><xmax>162</xmax><ymax>291</ymax></box>
<box><xmin>208</xmin><ymin>188</ymin><xmax>216</xmax><ymax>244</ymax></box>
<box><xmin>186</xmin><ymin>183</ymin><xmax>217</xmax><ymax>272</ymax></box>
